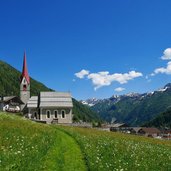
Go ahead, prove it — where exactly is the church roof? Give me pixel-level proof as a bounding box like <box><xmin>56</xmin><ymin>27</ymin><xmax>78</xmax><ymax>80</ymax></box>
<box><xmin>27</xmin><ymin>92</ymin><xmax>73</xmax><ymax>108</ymax></box>
<box><xmin>39</xmin><ymin>92</ymin><xmax>73</xmax><ymax>108</ymax></box>
<box><xmin>21</xmin><ymin>51</ymin><xmax>30</xmax><ymax>84</ymax></box>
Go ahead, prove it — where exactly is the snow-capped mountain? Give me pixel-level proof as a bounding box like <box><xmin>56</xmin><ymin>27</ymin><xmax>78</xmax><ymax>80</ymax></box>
<box><xmin>124</xmin><ymin>92</ymin><xmax>141</xmax><ymax>97</ymax></box>
<box><xmin>81</xmin><ymin>92</ymin><xmax>143</xmax><ymax>107</ymax></box>
<box><xmin>81</xmin><ymin>83</ymin><xmax>171</xmax><ymax>107</ymax></box>
<box><xmin>80</xmin><ymin>83</ymin><xmax>171</xmax><ymax>126</ymax></box>
<box><xmin>80</xmin><ymin>98</ymin><xmax>102</xmax><ymax>107</ymax></box>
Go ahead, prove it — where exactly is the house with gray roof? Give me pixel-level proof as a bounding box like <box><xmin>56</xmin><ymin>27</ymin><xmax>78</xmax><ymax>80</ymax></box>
<box><xmin>27</xmin><ymin>92</ymin><xmax>73</xmax><ymax>124</ymax></box>
<box><xmin>0</xmin><ymin>96</ymin><xmax>24</xmax><ymax>112</ymax></box>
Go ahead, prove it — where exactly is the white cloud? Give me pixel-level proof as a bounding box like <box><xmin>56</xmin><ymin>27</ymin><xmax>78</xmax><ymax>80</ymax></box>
<box><xmin>154</xmin><ymin>61</ymin><xmax>171</xmax><ymax>75</ymax></box>
<box><xmin>161</xmin><ymin>48</ymin><xmax>171</xmax><ymax>60</ymax></box>
<box><xmin>75</xmin><ymin>69</ymin><xmax>89</xmax><ymax>79</ymax></box>
<box><xmin>114</xmin><ymin>87</ymin><xmax>126</xmax><ymax>92</ymax></box>
<box><xmin>151</xmin><ymin>48</ymin><xmax>171</xmax><ymax>76</ymax></box>
<box><xmin>87</xmin><ymin>70</ymin><xmax>143</xmax><ymax>90</ymax></box>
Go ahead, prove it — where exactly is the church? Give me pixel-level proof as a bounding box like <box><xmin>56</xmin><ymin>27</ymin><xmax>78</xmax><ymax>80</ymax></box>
<box><xmin>9</xmin><ymin>52</ymin><xmax>73</xmax><ymax>124</ymax></box>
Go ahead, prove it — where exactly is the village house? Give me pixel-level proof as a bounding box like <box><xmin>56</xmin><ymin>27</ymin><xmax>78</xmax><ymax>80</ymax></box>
<box><xmin>108</xmin><ymin>124</ymin><xmax>163</xmax><ymax>139</ymax></box>
<box><xmin>0</xmin><ymin>96</ymin><xmax>24</xmax><ymax>112</ymax></box>
<box><xmin>110</xmin><ymin>123</ymin><xmax>130</xmax><ymax>132</ymax></box>
<box><xmin>161</xmin><ymin>130</ymin><xmax>171</xmax><ymax>140</ymax></box>
<box><xmin>98</xmin><ymin>123</ymin><xmax>130</xmax><ymax>132</ymax></box>
<box><xmin>133</xmin><ymin>127</ymin><xmax>161</xmax><ymax>138</ymax></box>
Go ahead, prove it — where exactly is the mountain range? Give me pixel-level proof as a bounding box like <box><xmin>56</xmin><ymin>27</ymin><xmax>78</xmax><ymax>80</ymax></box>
<box><xmin>81</xmin><ymin>84</ymin><xmax>171</xmax><ymax>126</ymax></box>
<box><xmin>0</xmin><ymin>60</ymin><xmax>99</xmax><ymax>122</ymax></box>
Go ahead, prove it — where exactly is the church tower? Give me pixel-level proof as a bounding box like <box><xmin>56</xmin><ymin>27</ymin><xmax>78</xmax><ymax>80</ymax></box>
<box><xmin>20</xmin><ymin>52</ymin><xmax>30</xmax><ymax>110</ymax></box>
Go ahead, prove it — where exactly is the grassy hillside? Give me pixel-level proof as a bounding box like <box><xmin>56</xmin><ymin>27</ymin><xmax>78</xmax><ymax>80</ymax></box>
<box><xmin>0</xmin><ymin>113</ymin><xmax>86</xmax><ymax>171</ymax></box>
<box><xmin>0</xmin><ymin>60</ymin><xmax>53</xmax><ymax>96</ymax></box>
<box><xmin>0</xmin><ymin>60</ymin><xmax>99</xmax><ymax>122</ymax></box>
<box><xmin>143</xmin><ymin>108</ymin><xmax>171</xmax><ymax>128</ymax></box>
<box><xmin>1</xmin><ymin>113</ymin><xmax>171</xmax><ymax>170</ymax></box>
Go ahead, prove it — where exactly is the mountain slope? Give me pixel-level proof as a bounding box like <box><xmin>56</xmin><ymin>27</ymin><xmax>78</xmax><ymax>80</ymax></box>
<box><xmin>72</xmin><ymin>99</ymin><xmax>99</xmax><ymax>122</ymax></box>
<box><xmin>0</xmin><ymin>60</ymin><xmax>99</xmax><ymax>122</ymax></box>
<box><xmin>143</xmin><ymin>108</ymin><xmax>171</xmax><ymax>129</ymax></box>
<box><xmin>89</xmin><ymin>84</ymin><xmax>171</xmax><ymax>126</ymax></box>
<box><xmin>0</xmin><ymin>60</ymin><xmax>53</xmax><ymax>96</ymax></box>
<box><xmin>124</xmin><ymin>88</ymin><xmax>171</xmax><ymax>126</ymax></box>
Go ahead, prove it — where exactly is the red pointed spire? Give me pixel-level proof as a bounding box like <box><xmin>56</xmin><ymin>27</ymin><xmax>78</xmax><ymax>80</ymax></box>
<box><xmin>21</xmin><ymin>51</ymin><xmax>30</xmax><ymax>84</ymax></box>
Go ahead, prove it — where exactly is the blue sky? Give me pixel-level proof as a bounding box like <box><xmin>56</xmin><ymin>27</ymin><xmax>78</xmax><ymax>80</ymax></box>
<box><xmin>0</xmin><ymin>0</ymin><xmax>171</xmax><ymax>100</ymax></box>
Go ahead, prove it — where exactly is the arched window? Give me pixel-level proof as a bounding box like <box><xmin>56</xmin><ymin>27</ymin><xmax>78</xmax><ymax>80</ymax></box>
<box><xmin>46</xmin><ymin>110</ymin><xmax>51</xmax><ymax>119</ymax></box>
<box><xmin>54</xmin><ymin>110</ymin><xmax>58</xmax><ymax>118</ymax></box>
<box><xmin>23</xmin><ymin>85</ymin><xmax>27</xmax><ymax>91</ymax></box>
<box><xmin>61</xmin><ymin>110</ymin><xmax>65</xmax><ymax>118</ymax></box>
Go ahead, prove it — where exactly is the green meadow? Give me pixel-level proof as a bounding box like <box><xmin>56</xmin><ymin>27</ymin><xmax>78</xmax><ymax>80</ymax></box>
<box><xmin>1</xmin><ymin>112</ymin><xmax>171</xmax><ymax>171</ymax></box>
<box><xmin>0</xmin><ymin>113</ymin><xmax>86</xmax><ymax>171</ymax></box>
<box><xmin>60</xmin><ymin>126</ymin><xmax>171</xmax><ymax>171</ymax></box>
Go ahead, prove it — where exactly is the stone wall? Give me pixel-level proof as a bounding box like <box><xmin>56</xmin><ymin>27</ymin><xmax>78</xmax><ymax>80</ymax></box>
<box><xmin>28</xmin><ymin>107</ymin><xmax>73</xmax><ymax>124</ymax></box>
<box><xmin>40</xmin><ymin>108</ymin><xmax>72</xmax><ymax>124</ymax></box>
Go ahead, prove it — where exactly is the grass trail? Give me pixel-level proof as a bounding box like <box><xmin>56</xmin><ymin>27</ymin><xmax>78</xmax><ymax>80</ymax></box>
<box><xmin>42</xmin><ymin>129</ymin><xmax>87</xmax><ymax>171</ymax></box>
<box><xmin>0</xmin><ymin>113</ymin><xmax>87</xmax><ymax>171</ymax></box>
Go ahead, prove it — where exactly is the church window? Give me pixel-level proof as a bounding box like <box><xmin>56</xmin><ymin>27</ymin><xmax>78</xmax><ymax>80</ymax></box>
<box><xmin>61</xmin><ymin>110</ymin><xmax>65</xmax><ymax>118</ymax></box>
<box><xmin>23</xmin><ymin>85</ymin><xmax>27</xmax><ymax>91</ymax></box>
<box><xmin>46</xmin><ymin>110</ymin><xmax>51</xmax><ymax>118</ymax></box>
<box><xmin>54</xmin><ymin>110</ymin><xmax>58</xmax><ymax>118</ymax></box>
